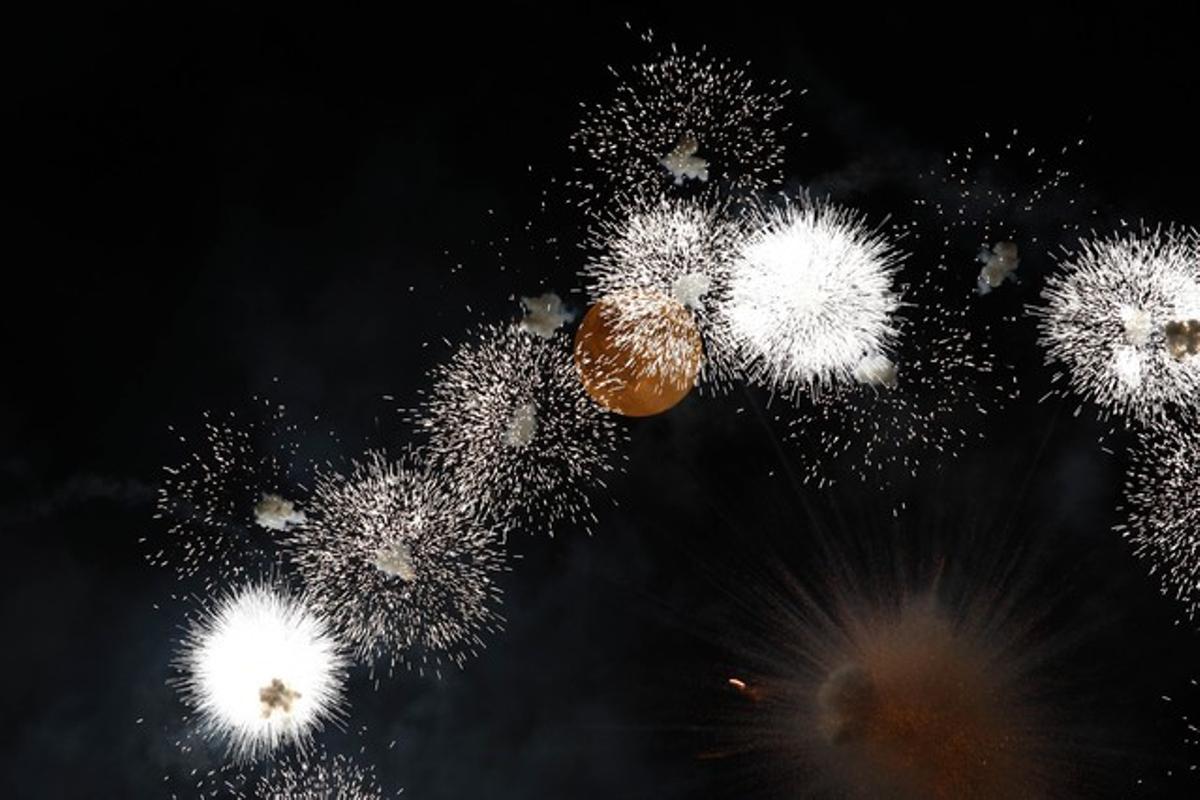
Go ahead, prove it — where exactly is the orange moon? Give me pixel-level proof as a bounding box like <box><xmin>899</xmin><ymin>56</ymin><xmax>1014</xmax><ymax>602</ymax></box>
<box><xmin>573</xmin><ymin>290</ymin><xmax>703</xmax><ymax>417</ymax></box>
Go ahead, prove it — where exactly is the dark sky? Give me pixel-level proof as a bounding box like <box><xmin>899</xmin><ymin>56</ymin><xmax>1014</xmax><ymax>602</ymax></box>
<box><xmin>4</xmin><ymin>3</ymin><xmax>1200</xmax><ymax>798</ymax></box>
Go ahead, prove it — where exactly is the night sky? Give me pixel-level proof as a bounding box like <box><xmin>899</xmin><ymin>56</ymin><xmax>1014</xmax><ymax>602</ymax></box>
<box><xmin>5</xmin><ymin>3</ymin><xmax>1200</xmax><ymax>798</ymax></box>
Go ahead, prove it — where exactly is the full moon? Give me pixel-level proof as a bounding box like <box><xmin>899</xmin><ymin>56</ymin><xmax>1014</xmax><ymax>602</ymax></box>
<box><xmin>573</xmin><ymin>290</ymin><xmax>703</xmax><ymax>417</ymax></box>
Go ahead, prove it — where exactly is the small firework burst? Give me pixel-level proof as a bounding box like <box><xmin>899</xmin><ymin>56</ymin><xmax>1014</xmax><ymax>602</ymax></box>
<box><xmin>255</xmin><ymin>751</ymin><xmax>388</xmax><ymax>799</ymax></box>
<box><xmin>723</xmin><ymin>195</ymin><xmax>903</xmax><ymax>398</ymax></box>
<box><xmin>172</xmin><ymin>580</ymin><xmax>349</xmax><ymax>763</ymax></box>
<box><xmin>1033</xmin><ymin>225</ymin><xmax>1200</xmax><ymax>426</ymax></box>
<box><xmin>570</xmin><ymin>35</ymin><xmax>791</xmax><ymax>209</ymax></box>
<box><xmin>285</xmin><ymin>452</ymin><xmax>507</xmax><ymax>676</ymax></box>
<box><xmin>151</xmin><ymin>399</ymin><xmax>309</xmax><ymax>587</ymax></box>
<box><xmin>415</xmin><ymin>323</ymin><xmax>625</xmax><ymax>535</ymax></box>
<box><xmin>581</xmin><ymin>196</ymin><xmax>747</xmax><ymax>388</ymax></box>
<box><xmin>1115</xmin><ymin>421</ymin><xmax>1200</xmax><ymax>621</ymax></box>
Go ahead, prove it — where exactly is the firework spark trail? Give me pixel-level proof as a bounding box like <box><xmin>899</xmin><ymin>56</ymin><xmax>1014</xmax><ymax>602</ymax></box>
<box><xmin>570</xmin><ymin>33</ymin><xmax>791</xmax><ymax>210</ymax></box>
<box><xmin>172</xmin><ymin>580</ymin><xmax>350</xmax><ymax>763</ymax></box>
<box><xmin>581</xmin><ymin>196</ymin><xmax>747</xmax><ymax>388</ymax></box>
<box><xmin>787</xmin><ymin>274</ymin><xmax>1013</xmax><ymax>485</ymax></box>
<box><xmin>150</xmin><ymin>399</ymin><xmax>311</xmax><ymax>589</ymax></box>
<box><xmin>285</xmin><ymin>452</ymin><xmax>507</xmax><ymax>677</ymax></box>
<box><xmin>722</xmin><ymin>194</ymin><xmax>903</xmax><ymax>399</ymax></box>
<box><xmin>1116</xmin><ymin>421</ymin><xmax>1200</xmax><ymax>622</ymax></box>
<box><xmin>415</xmin><ymin>323</ymin><xmax>626</xmax><ymax>536</ymax></box>
<box><xmin>254</xmin><ymin>751</ymin><xmax>390</xmax><ymax>799</ymax></box>
<box><xmin>1033</xmin><ymin>225</ymin><xmax>1200</xmax><ymax>427</ymax></box>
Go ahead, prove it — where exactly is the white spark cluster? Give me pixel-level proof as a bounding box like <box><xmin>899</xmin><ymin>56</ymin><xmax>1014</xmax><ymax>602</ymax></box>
<box><xmin>789</xmin><ymin>283</ymin><xmax>1011</xmax><ymax>485</ymax></box>
<box><xmin>1116</xmin><ymin>422</ymin><xmax>1200</xmax><ymax>621</ymax></box>
<box><xmin>723</xmin><ymin>195</ymin><xmax>903</xmax><ymax>398</ymax></box>
<box><xmin>415</xmin><ymin>323</ymin><xmax>625</xmax><ymax>536</ymax></box>
<box><xmin>152</xmin><ymin>401</ymin><xmax>307</xmax><ymax>587</ymax></box>
<box><xmin>173</xmin><ymin>581</ymin><xmax>349</xmax><ymax>763</ymax></box>
<box><xmin>285</xmin><ymin>452</ymin><xmax>506</xmax><ymax>676</ymax></box>
<box><xmin>976</xmin><ymin>240</ymin><xmax>1020</xmax><ymax>294</ymax></box>
<box><xmin>1034</xmin><ymin>225</ymin><xmax>1200</xmax><ymax>426</ymax></box>
<box><xmin>570</xmin><ymin>38</ymin><xmax>790</xmax><ymax>209</ymax></box>
<box><xmin>255</xmin><ymin>752</ymin><xmax>388</xmax><ymax>800</ymax></box>
<box><xmin>582</xmin><ymin>196</ymin><xmax>747</xmax><ymax>387</ymax></box>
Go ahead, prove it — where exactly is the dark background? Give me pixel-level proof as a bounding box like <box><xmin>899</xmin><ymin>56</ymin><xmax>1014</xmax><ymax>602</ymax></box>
<box><xmin>4</xmin><ymin>2</ymin><xmax>1200</xmax><ymax>797</ymax></box>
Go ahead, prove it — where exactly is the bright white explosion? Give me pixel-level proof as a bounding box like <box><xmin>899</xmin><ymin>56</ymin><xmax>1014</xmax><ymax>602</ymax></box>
<box><xmin>173</xmin><ymin>581</ymin><xmax>349</xmax><ymax>762</ymax></box>
<box><xmin>723</xmin><ymin>195</ymin><xmax>903</xmax><ymax>398</ymax></box>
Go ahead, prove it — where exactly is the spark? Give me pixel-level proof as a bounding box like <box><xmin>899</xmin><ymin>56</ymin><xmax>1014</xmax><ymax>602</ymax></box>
<box><xmin>254</xmin><ymin>751</ymin><xmax>389</xmax><ymax>799</ymax></box>
<box><xmin>415</xmin><ymin>323</ymin><xmax>626</xmax><ymax>536</ymax></box>
<box><xmin>172</xmin><ymin>580</ymin><xmax>349</xmax><ymax>763</ymax></box>
<box><xmin>723</xmin><ymin>194</ymin><xmax>903</xmax><ymax>398</ymax></box>
<box><xmin>284</xmin><ymin>452</ymin><xmax>507</xmax><ymax>676</ymax></box>
<box><xmin>1115</xmin><ymin>421</ymin><xmax>1200</xmax><ymax>621</ymax></box>
<box><xmin>151</xmin><ymin>399</ymin><xmax>309</xmax><ymax>588</ymax></box>
<box><xmin>581</xmin><ymin>196</ymin><xmax>747</xmax><ymax>387</ymax></box>
<box><xmin>570</xmin><ymin>37</ymin><xmax>790</xmax><ymax>210</ymax></box>
<box><xmin>1033</xmin><ymin>225</ymin><xmax>1200</xmax><ymax>426</ymax></box>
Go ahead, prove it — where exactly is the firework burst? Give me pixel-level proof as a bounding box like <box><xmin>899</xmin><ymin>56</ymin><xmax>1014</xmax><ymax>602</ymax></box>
<box><xmin>285</xmin><ymin>452</ymin><xmax>507</xmax><ymax>676</ymax></box>
<box><xmin>723</xmin><ymin>195</ymin><xmax>904</xmax><ymax>398</ymax></box>
<box><xmin>571</xmin><ymin>35</ymin><xmax>791</xmax><ymax>210</ymax></box>
<box><xmin>172</xmin><ymin>580</ymin><xmax>349</xmax><ymax>763</ymax></box>
<box><xmin>582</xmin><ymin>196</ymin><xmax>747</xmax><ymax>388</ymax></box>
<box><xmin>415</xmin><ymin>323</ymin><xmax>625</xmax><ymax>535</ymax></box>
<box><xmin>1033</xmin><ymin>225</ymin><xmax>1200</xmax><ymax>426</ymax></box>
<box><xmin>1116</xmin><ymin>421</ymin><xmax>1200</xmax><ymax>622</ymax></box>
<box><xmin>151</xmin><ymin>399</ymin><xmax>310</xmax><ymax>588</ymax></box>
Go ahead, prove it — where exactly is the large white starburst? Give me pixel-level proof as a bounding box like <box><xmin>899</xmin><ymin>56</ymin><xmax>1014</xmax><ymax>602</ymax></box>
<box><xmin>173</xmin><ymin>581</ymin><xmax>349</xmax><ymax>763</ymax></box>
<box><xmin>723</xmin><ymin>195</ymin><xmax>903</xmax><ymax>397</ymax></box>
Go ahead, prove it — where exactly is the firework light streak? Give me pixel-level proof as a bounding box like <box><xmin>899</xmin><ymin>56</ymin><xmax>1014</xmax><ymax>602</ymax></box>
<box><xmin>150</xmin><ymin>400</ymin><xmax>309</xmax><ymax>588</ymax></box>
<box><xmin>415</xmin><ymin>323</ymin><xmax>625</xmax><ymax>536</ymax></box>
<box><xmin>1116</xmin><ymin>421</ymin><xmax>1200</xmax><ymax>622</ymax></box>
<box><xmin>285</xmin><ymin>452</ymin><xmax>507</xmax><ymax>676</ymax></box>
<box><xmin>723</xmin><ymin>195</ymin><xmax>903</xmax><ymax>398</ymax></box>
<box><xmin>582</xmin><ymin>196</ymin><xmax>747</xmax><ymax>388</ymax></box>
<box><xmin>254</xmin><ymin>751</ymin><xmax>389</xmax><ymax>799</ymax></box>
<box><xmin>1033</xmin><ymin>225</ymin><xmax>1200</xmax><ymax>426</ymax></box>
<box><xmin>570</xmin><ymin>34</ymin><xmax>791</xmax><ymax>209</ymax></box>
<box><xmin>172</xmin><ymin>581</ymin><xmax>349</xmax><ymax>763</ymax></box>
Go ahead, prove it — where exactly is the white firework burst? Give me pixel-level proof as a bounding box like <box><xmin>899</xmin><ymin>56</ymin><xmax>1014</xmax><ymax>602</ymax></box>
<box><xmin>415</xmin><ymin>323</ymin><xmax>625</xmax><ymax>536</ymax></box>
<box><xmin>1033</xmin><ymin>225</ymin><xmax>1200</xmax><ymax>426</ymax></box>
<box><xmin>582</xmin><ymin>196</ymin><xmax>747</xmax><ymax>388</ymax></box>
<box><xmin>173</xmin><ymin>580</ymin><xmax>349</xmax><ymax>763</ymax></box>
<box><xmin>285</xmin><ymin>452</ymin><xmax>507</xmax><ymax>676</ymax></box>
<box><xmin>1115</xmin><ymin>421</ymin><xmax>1200</xmax><ymax>622</ymax></box>
<box><xmin>570</xmin><ymin>36</ymin><xmax>791</xmax><ymax>209</ymax></box>
<box><xmin>151</xmin><ymin>399</ymin><xmax>309</xmax><ymax>587</ymax></box>
<box><xmin>255</xmin><ymin>751</ymin><xmax>389</xmax><ymax>799</ymax></box>
<box><xmin>723</xmin><ymin>195</ymin><xmax>904</xmax><ymax>398</ymax></box>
